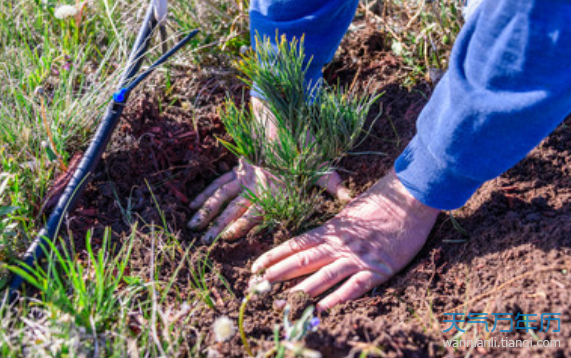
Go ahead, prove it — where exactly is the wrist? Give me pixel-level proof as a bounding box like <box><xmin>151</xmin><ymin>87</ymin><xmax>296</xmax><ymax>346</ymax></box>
<box><xmin>368</xmin><ymin>169</ymin><xmax>441</xmax><ymax>219</ymax></box>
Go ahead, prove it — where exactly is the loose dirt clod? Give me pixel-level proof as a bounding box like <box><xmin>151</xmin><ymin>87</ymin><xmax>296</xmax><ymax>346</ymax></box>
<box><xmin>287</xmin><ymin>291</ymin><xmax>316</xmax><ymax>321</ymax></box>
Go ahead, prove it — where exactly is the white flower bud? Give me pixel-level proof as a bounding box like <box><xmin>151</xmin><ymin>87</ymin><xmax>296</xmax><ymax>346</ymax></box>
<box><xmin>40</xmin><ymin>141</ymin><xmax>48</xmax><ymax>148</ymax></box>
<box><xmin>34</xmin><ymin>86</ymin><xmax>45</xmax><ymax>96</ymax></box>
<box><xmin>251</xmin><ymin>279</ymin><xmax>271</xmax><ymax>295</ymax></box>
<box><xmin>54</xmin><ymin>5</ymin><xmax>78</xmax><ymax>19</ymax></box>
<box><xmin>212</xmin><ymin>316</ymin><xmax>235</xmax><ymax>343</ymax></box>
<box><xmin>180</xmin><ymin>301</ymin><xmax>190</xmax><ymax>312</ymax></box>
<box><xmin>239</xmin><ymin>45</ymin><xmax>249</xmax><ymax>55</ymax></box>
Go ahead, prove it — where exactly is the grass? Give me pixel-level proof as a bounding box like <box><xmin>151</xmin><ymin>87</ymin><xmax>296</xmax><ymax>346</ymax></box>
<box><xmin>0</xmin><ymin>0</ymin><xmax>466</xmax><ymax>357</ymax></box>
<box><xmin>0</xmin><ymin>225</ymin><xmax>222</xmax><ymax>357</ymax></box>
<box><xmin>0</xmin><ymin>0</ymin><xmax>131</xmax><ymax>250</ymax></box>
<box><xmin>0</xmin><ymin>0</ymin><xmax>247</xmax><ymax>262</ymax></box>
<box><xmin>363</xmin><ymin>0</ymin><xmax>463</xmax><ymax>85</ymax></box>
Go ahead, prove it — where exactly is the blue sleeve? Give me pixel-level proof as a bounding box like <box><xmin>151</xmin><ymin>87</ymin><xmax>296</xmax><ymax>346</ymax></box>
<box><xmin>249</xmin><ymin>0</ymin><xmax>359</xmax><ymax>98</ymax></box>
<box><xmin>395</xmin><ymin>0</ymin><xmax>571</xmax><ymax>210</ymax></box>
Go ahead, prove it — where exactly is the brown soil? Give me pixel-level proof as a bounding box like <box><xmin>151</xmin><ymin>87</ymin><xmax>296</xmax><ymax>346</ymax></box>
<box><xmin>66</xmin><ymin>71</ymin><xmax>240</xmax><ymax>243</ymax></box>
<box><xmin>56</xmin><ymin>24</ymin><xmax>570</xmax><ymax>358</ymax></box>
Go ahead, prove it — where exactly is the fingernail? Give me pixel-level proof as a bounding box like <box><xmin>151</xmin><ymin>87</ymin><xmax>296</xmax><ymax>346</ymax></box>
<box><xmin>188</xmin><ymin>210</ymin><xmax>207</xmax><ymax>229</ymax></box>
<box><xmin>202</xmin><ymin>233</ymin><xmax>214</xmax><ymax>245</ymax></box>
<box><xmin>188</xmin><ymin>217</ymin><xmax>205</xmax><ymax>230</ymax></box>
<box><xmin>187</xmin><ymin>217</ymin><xmax>201</xmax><ymax>230</ymax></box>
<box><xmin>220</xmin><ymin>229</ymin><xmax>233</xmax><ymax>241</ymax></box>
<box><xmin>223</xmin><ymin>226</ymin><xmax>244</xmax><ymax>241</ymax></box>
<box><xmin>339</xmin><ymin>188</ymin><xmax>352</xmax><ymax>203</ymax></box>
<box><xmin>247</xmin><ymin>275</ymin><xmax>264</xmax><ymax>290</ymax></box>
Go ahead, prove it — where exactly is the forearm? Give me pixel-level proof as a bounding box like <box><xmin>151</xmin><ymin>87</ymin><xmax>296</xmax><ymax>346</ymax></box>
<box><xmin>249</xmin><ymin>0</ymin><xmax>359</xmax><ymax>98</ymax></box>
<box><xmin>396</xmin><ymin>0</ymin><xmax>571</xmax><ymax>210</ymax></box>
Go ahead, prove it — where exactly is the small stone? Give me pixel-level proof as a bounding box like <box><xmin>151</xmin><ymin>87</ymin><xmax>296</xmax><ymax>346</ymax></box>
<box><xmin>273</xmin><ymin>299</ymin><xmax>287</xmax><ymax>312</ymax></box>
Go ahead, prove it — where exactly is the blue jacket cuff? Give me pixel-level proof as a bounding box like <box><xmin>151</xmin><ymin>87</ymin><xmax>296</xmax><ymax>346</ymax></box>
<box><xmin>394</xmin><ymin>135</ymin><xmax>483</xmax><ymax>210</ymax></box>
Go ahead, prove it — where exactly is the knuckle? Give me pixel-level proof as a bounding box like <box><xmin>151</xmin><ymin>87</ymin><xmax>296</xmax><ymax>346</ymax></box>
<box><xmin>218</xmin><ymin>186</ymin><xmax>230</xmax><ymax>196</ymax></box>
<box><xmin>298</xmin><ymin>233</ymin><xmax>321</xmax><ymax>248</ymax></box>
<box><xmin>236</xmin><ymin>165</ymin><xmax>249</xmax><ymax>179</ymax></box>
<box><xmin>294</xmin><ymin>252</ymin><xmax>311</xmax><ymax>268</ymax></box>
<box><xmin>237</xmin><ymin>197</ymin><xmax>250</xmax><ymax>208</ymax></box>
<box><xmin>262</xmin><ymin>252</ymin><xmax>275</xmax><ymax>265</ymax></box>
<box><xmin>201</xmin><ymin>197</ymin><xmax>215</xmax><ymax>210</ymax></box>
<box><xmin>287</xmin><ymin>239</ymin><xmax>302</xmax><ymax>253</ymax></box>
<box><xmin>321</xmin><ymin>266</ymin><xmax>338</xmax><ymax>284</ymax></box>
<box><xmin>196</xmin><ymin>208</ymin><xmax>207</xmax><ymax>220</ymax></box>
<box><xmin>263</xmin><ymin>268</ymin><xmax>277</xmax><ymax>282</ymax></box>
<box><xmin>352</xmin><ymin>274</ymin><xmax>374</xmax><ymax>292</ymax></box>
<box><xmin>210</xmin><ymin>191</ymin><xmax>223</xmax><ymax>202</ymax></box>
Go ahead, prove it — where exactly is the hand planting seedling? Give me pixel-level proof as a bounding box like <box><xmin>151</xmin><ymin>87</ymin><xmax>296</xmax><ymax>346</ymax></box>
<box><xmin>189</xmin><ymin>35</ymin><xmax>381</xmax><ymax>243</ymax></box>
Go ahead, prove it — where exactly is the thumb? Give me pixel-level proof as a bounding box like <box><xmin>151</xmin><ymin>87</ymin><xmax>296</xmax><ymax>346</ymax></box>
<box><xmin>316</xmin><ymin>171</ymin><xmax>352</xmax><ymax>203</ymax></box>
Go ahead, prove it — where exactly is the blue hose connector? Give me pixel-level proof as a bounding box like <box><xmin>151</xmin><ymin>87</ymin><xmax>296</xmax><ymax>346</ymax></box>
<box><xmin>113</xmin><ymin>88</ymin><xmax>128</xmax><ymax>103</ymax></box>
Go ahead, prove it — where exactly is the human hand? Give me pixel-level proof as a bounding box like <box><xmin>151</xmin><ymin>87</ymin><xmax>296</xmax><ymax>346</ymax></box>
<box><xmin>250</xmin><ymin>169</ymin><xmax>440</xmax><ymax>311</ymax></box>
<box><xmin>187</xmin><ymin>98</ymin><xmax>351</xmax><ymax>244</ymax></box>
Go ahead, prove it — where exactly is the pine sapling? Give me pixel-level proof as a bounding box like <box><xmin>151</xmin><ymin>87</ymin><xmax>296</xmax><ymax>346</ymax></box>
<box><xmin>219</xmin><ymin>34</ymin><xmax>381</xmax><ymax>233</ymax></box>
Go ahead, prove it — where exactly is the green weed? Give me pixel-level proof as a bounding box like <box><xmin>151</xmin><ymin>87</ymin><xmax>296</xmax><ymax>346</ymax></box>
<box><xmin>367</xmin><ymin>0</ymin><xmax>463</xmax><ymax>85</ymax></box>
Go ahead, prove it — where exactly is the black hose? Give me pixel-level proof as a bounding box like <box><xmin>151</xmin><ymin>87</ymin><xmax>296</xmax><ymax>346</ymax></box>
<box><xmin>9</xmin><ymin>1</ymin><xmax>198</xmax><ymax>299</ymax></box>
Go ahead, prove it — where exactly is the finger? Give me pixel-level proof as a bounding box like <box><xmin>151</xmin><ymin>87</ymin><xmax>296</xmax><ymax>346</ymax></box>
<box><xmin>189</xmin><ymin>171</ymin><xmax>236</xmax><ymax>210</ymax></box>
<box><xmin>187</xmin><ymin>180</ymin><xmax>242</xmax><ymax>230</ymax></box>
<box><xmin>316</xmin><ymin>171</ymin><xmax>352</xmax><ymax>203</ymax></box>
<box><xmin>317</xmin><ymin>271</ymin><xmax>385</xmax><ymax>312</ymax></box>
<box><xmin>290</xmin><ymin>259</ymin><xmax>359</xmax><ymax>297</ymax></box>
<box><xmin>251</xmin><ymin>230</ymin><xmax>325</xmax><ymax>274</ymax></box>
<box><xmin>221</xmin><ymin>205</ymin><xmax>262</xmax><ymax>241</ymax></box>
<box><xmin>262</xmin><ymin>245</ymin><xmax>336</xmax><ymax>283</ymax></box>
<box><xmin>202</xmin><ymin>196</ymin><xmax>251</xmax><ymax>244</ymax></box>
